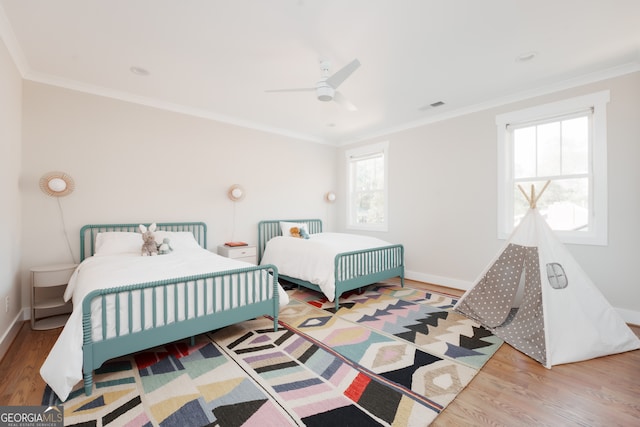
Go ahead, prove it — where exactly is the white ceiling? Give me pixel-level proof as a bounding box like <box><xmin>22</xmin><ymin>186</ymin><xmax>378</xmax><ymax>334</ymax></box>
<box><xmin>1</xmin><ymin>0</ymin><xmax>639</xmax><ymax>145</ymax></box>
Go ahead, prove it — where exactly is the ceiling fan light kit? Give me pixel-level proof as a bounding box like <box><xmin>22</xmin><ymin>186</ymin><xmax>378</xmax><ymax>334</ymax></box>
<box><xmin>315</xmin><ymin>82</ymin><xmax>335</xmax><ymax>101</ymax></box>
<box><xmin>267</xmin><ymin>58</ymin><xmax>360</xmax><ymax>110</ymax></box>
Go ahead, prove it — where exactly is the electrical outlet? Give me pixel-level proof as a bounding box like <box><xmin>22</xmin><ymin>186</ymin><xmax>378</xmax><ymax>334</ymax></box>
<box><xmin>4</xmin><ymin>296</ymin><xmax>8</xmax><ymax>313</ymax></box>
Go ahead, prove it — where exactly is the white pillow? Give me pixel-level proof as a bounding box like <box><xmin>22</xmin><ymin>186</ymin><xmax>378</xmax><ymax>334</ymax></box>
<box><xmin>154</xmin><ymin>231</ymin><xmax>201</xmax><ymax>250</ymax></box>
<box><xmin>94</xmin><ymin>232</ymin><xmax>142</xmax><ymax>256</ymax></box>
<box><xmin>279</xmin><ymin>221</ymin><xmax>308</xmax><ymax>237</ymax></box>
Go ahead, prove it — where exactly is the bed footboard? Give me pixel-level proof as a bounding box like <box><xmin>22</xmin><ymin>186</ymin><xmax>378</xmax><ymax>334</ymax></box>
<box><xmin>257</xmin><ymin>219</ymin><xmax>404</xmax><ymax>310</ymax></box>
<box><xmin>333</xmin><ymin>244</ymin><xmax>405</xmax><ymax>309</ymax></box>
<box><xmin>81</xmin><ymin>264</ymin><xmax>279</xmax><ymax>396</ymax></box>
<box><xmin>281</xmin><ymin>244</ymin><xmax>405</xmax><ymax>310</ymax></box>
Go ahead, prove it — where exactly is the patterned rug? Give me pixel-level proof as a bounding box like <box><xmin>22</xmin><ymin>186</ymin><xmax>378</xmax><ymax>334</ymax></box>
<box><xmin>42</xmin><ymin>284</ymin><xmax>501</xmax><ymax>426</ymax></box>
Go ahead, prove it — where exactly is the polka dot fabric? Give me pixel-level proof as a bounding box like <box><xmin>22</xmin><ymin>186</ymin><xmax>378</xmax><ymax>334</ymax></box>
<box><xmin>456</xmin><ymin>243</ymin><xmax>546</xmax><ymax>365</ymax></box>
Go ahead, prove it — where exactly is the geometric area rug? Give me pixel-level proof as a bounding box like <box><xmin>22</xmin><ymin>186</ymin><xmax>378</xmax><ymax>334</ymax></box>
<box><xmin>42</xmin><ymin>284</ymin><xmax>502</xmax><ymax>426</ymax></box>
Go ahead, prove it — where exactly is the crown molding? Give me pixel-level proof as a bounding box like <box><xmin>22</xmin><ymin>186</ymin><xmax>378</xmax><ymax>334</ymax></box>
<box><xmin>0</xmin><ymin>6</ymin><xmax>327</xmax><ymax>145</ymax></box>
<box><xmin>3</xmin><ymin>5</ymin><xmax>638</xmax><ymax>149</ymax></box>
<box><xmin>0</xmin><ymin>2</ymin><xmax>29</xmax><ymax>75</ymax></box>
<box><xmin>25</xmin><ymin>70</ymin><xmax>329</xmax><ymax>145</ymax></box>
<box><xmin>339</xmin><ymin>60</ymin><xmax>640</xmax><ymax>146</ymax></box>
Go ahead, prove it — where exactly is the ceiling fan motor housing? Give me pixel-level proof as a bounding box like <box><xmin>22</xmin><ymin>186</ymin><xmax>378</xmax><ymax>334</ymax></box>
<box><xmin>315</xmin><ymin>81</ymin><xmax>335</xmax><ymax>101</ymax></box>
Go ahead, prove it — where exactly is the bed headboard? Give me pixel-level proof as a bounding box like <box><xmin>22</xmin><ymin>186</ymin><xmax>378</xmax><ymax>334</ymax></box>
<box><xmin>257</xmin><ymin>219</ymin><xmax>322</xmax><ymax>263</ymax></box>
<box><xmin>80</xmin><ymin>222</ymin><xmax>207</xmax><ymax>261</ymax></box>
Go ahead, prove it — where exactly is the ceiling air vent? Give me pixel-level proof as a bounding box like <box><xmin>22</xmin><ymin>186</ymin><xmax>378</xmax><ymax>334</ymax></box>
<box><xmin>419</xmin><ymin>101</ymin><xmax>445</xmax><ymax>111</ymax></box>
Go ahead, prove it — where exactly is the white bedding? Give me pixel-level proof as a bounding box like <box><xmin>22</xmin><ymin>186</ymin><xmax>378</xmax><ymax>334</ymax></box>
<box><xmin>259</xmin><ymin>232</ymin><xmax>393</xmax><ymax>301</ymax></box>
<box><xmin>41</xmin><ymin>247</ymin><xmax>288</xmax><ymax>402</ymax></box>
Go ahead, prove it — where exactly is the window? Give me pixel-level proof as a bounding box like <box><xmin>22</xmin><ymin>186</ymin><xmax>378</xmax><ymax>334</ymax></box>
<box><xmin>346</xmin><ymin>141</ymin><xmax>389</xmax><ymax>231</ymax></box>
<box><xmin>496</xmin><ymin>91</ymin><xmax>609</xmax><ymax>245</ymax></box>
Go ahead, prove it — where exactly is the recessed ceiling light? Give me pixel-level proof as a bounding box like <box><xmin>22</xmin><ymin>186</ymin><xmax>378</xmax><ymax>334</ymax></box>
<box><xmin>130</xmin><ymin>66</ymin><xmax>150</xmax><ymax>76</ymax></box>
<box><xmin>516</xmin><ymin>51</ymin><xmax>538</xmax><ymax>62</ymax></box>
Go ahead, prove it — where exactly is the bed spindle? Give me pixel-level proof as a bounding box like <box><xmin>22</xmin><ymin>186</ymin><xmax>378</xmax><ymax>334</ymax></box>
<box><xmin>115</xmin><ymin>293</ymin><xmax>121</xmax><ymax>336</ymax></box>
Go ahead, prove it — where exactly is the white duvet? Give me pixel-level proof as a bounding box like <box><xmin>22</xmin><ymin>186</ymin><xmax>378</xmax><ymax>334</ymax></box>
<box><xmin>41</xmin><ymin>248</ymin><xmax>288</xmax><ymax>402</ymax></box>
<box><xmin>259</xmin><ymin>232</ymin><xmax>393</xmax><ymax>301</ymax></box>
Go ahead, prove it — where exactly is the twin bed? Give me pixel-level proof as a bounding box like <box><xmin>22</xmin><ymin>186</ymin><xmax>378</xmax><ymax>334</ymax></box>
<box><xmin>41</xmin><ymin>219</ymin><xmax>404</xmax><ymax>402</ymax></box>
<box><xmin>41</xmin><ymin>222</ymin><xmax>286</xmax><ymax>402</ymax></box>
<box><xmin>259</xmin><ymin>219</ymin><xmax>404</xmax><ymax>310</ymax></box>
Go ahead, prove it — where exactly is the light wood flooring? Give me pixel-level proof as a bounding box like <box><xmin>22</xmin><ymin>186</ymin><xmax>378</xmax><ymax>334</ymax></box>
<box><xmin>1</xmin><ymin>279</ymin><xmax>638</xmax><ymax>426</ymax></box>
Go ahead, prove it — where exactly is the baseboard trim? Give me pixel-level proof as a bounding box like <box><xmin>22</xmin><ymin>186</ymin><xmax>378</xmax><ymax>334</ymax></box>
<box><xmin>617</xmin><ymin>307</ymin><xmax>640</xmax><ymax>327</ymax></box>
<box><xmin>0</xmin><ymin>309</ymin><xmax>25</xmax><ymax>362</ymax></box>
<box><xmin>405</xmin><ymin>270</ymin><xmax>472</xmax><ymax>291</ymax></box>
<box><xmin>404</xmin><ymin>270</ymin><xmax>640</xmax><ymax>326</ymax></box>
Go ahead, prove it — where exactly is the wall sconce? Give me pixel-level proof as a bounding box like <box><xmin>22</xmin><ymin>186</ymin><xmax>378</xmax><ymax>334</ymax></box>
<box><xmin>325</xmin><ymin>191</ymin><xmax>336</xmax><ymax>203</ymax></box>
<box><xmin>39</xmin><ymin>172</ymin><xmax>75</xmax><ymax>197</ymax></box>
<box><xmin>39</xmin><ymin>171</ymin><xmax>76</xmax><ymax>263</ymax></box>
<box><xmin>227</xmin><ymin>184</ymin><xmax>245</xmax><ymax>242</ymax></box>
<box><xmin>227</xmin><ymin>184</ymin><xmax>245</xmax><ymax>202</ymax></box>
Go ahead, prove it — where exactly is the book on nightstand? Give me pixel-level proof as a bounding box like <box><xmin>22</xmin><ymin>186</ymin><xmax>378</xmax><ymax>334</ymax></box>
<box><xmin>224</xmin><ymin>241</ymin><xmax>248</xmax><ymax>247</ymax></box>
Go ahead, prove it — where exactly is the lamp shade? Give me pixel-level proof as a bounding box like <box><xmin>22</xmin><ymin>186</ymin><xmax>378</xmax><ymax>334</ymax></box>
<box><xmin>227</xmin><ymin>184</ymin><xmax>245</xmax><ymax>201</ymax></box>
<box><xmin>39</xmin><ymin>172</ymin><xmax>75</xmax><ymax>197</ymax></box>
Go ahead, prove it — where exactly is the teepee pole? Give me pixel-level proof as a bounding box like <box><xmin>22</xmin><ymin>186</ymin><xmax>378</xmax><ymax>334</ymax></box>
<box><xmin>533</xmin><ymin>180</ymin><xmax>551</xmax><ymax>207</ymax></box>
<box><xmin>517</xmin><ymin>180</ymin><xmax>551</xmax><ymax>209</ymax></box>
<box><xmin>518</xmin><ymin>185</ymin><xmax>533</xmax><ymax>207</ymax></box>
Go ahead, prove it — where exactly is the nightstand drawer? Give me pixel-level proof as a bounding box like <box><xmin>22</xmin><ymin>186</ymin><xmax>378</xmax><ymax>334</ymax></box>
<box><xmin>218</xmin><ymin>245</ymin><xmax>256</xmax><ymax>258</ymax></box>
<box><xmin>217</xmin><ymin>245</ymin><xmax>257</xmax><ymax>264</ymax></box>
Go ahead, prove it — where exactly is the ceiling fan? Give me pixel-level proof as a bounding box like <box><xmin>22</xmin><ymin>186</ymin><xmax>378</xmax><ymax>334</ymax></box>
<box><xmin>266</xmin><ymin>58</ymin><xmax>361</xmax><ymax>111</ymax></box>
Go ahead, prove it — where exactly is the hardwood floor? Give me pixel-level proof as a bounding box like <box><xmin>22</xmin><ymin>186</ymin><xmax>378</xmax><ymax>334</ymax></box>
<box><xmin>1</xmin><ymin>278</ymin><xmax>638</xmax><ymax>426</ymax></box>
<box><xmin>0</xmin><ymin>321</ymin><xmax>59</xmax><ymax>406</ymax></box>
<box><xmin>410</xmin><ymin>279</ymin><xmax>640</xmax><ymax>427</ymax></box>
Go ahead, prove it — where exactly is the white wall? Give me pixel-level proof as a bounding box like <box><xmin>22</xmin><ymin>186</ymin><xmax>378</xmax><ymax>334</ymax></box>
<box><xmin>338</xmin><ymin>72</ymin><xmax>640</xmax><ymax>322</ymax></box>
<box><xmin>12</xmin><ymin>68</ymin><xmax>640</xmax><ymax>334</ymax></box>
<box><xmin>19</xmin><ymin>82</ymin><xmax>338</xmax><ymax>309</ymax></box>
<box><xmin>0</xmin><ymin>35</ymin><xmax>23</xmax><ymax>357</ymax></box>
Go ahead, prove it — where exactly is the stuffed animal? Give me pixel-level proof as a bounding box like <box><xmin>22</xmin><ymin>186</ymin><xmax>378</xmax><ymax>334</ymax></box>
<box><xmin>139</xmin><ymin>223</ymin><xmax>158</xmax><ymax>256</ymax></box>
<box><xmin>158</xmin><ymin>237</ymin><xmax>173</xmax><ymax>255</ymax></box>
<box><xmin>289</xmin><ymin>226</ymin><xmax>310</xmax><ymax>239</ymax></box>
<box><xmin>289</xmin><ymin>226</ymin><xmax>301</xmax><ymax>238</ymax></box>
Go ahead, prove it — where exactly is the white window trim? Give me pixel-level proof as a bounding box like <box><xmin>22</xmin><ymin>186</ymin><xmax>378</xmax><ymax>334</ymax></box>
<box><xmin>345</xmin><ymin>141</ymin><xmax>389</xmax><ymax>232</ymax></box>
<box><xmin>496</xmin><ymin>90</ymin><xmax>609</xmax><ymax>245</ymax></box>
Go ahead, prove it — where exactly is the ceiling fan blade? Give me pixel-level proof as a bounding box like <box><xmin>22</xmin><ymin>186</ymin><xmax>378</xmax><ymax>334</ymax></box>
<box><xmin>265</xmin><ymin>87</ymin><xmax>315</xmax><ymax>93</ymax></box>
<box><xmin>333</xmin><ymin>91</ymin><xmax>357</xmax><ymax>111</ymax></box>
<box><xmin>326</xmin><ymin>58</ymin><xmax>360</xmax><ymax>89</ymax></box>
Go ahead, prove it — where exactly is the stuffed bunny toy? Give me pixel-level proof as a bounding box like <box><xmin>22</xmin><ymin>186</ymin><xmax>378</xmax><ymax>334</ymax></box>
<box><xmin>140</xmin><ymin>223</ymin><xmax>158</xmax><ymax>256</ymax></box>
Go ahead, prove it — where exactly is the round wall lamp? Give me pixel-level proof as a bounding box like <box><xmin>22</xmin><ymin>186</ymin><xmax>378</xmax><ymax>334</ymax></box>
<box><xmin>325</xmin><ymin>191</ymin><xmax>336</xmax><ymax>203</ymax></box>
<box><xmin>227</xmin><ymin>184</ymin><xmax>245</xmax><ymax>201</ymax></box>
<box><xmin>39</xmin><ymin>172</ymin><xmax>75</xmax><ymax>197</ymax></box>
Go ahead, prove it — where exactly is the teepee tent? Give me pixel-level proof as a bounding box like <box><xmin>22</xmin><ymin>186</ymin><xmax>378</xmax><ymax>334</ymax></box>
<box><xmin>454</xmin><ymin>182</ymin><xmax>640</xmax><ymax>367</ymax></box>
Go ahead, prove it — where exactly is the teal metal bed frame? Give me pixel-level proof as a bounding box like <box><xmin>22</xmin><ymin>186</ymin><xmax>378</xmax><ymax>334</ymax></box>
<box><xmin>258</xmin><ymin>219</ymin><xmax>404</xmax><ymax>310</ymax></box>
<box><xmin>79</xmin><ymin>222</ymin><xmax>279</xmax><ymax>396</ymax></box>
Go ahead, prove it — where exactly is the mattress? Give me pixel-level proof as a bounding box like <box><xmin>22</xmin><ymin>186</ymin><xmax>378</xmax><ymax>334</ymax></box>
<box><xmin>259</xmin><ymin>232</ymin><xmax>393</xmax><ymax>300</ymax></box>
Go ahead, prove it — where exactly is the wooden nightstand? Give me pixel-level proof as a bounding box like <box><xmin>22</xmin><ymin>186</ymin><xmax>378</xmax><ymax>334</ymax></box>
<box><xmin>31</xmin><ymin>263</ymin><xmax>77</xmax><ymax>330</ymax></box>
<box><xmin>217</xmin><ymin>245</ymin><xmax>257</xmax><ymax>265</ymax></box>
